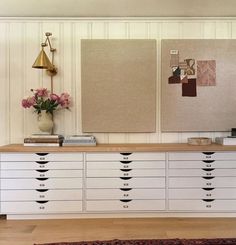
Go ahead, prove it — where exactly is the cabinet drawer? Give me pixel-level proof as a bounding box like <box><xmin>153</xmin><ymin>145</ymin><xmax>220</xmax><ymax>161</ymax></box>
<box><xmin>169</xmin><ymin>169</ymin><xmax>236</xmax><ymax>177</ymax></box>
<box><xmin>1</xmin><ymin>200</ymin><xmax>83</xmax><ymax>214</ymax></box>
<box><xmin>86</xmin><ymin>152</ymin><xmax>165</xmax><ymax>161</ymax></box>
<box><xmin>87</xmin><ymin>177</ymin><xmax>165</xmax><ymax>188</ymax></box>
<box><xmin>169</xmin><ymin>160</ymin><xmax>236</xmax><ymax>169</ymax></box>
<box><xmin>169</xmin><ymin>200</ymin><xmax>236</xmax><ymax>211</ymax></box>
<box><xmin>1</xmin><ymin>153</ymin><xmax>83</xmax><ymax>162</ymax></box>
<box><xmin>169</xmin><ymin>188</ymin><xmax>236</xmax><ymax>199</ymax></box>
<box><xmin>86</xmin><ymin>169</ymin><xmax>165</xmax><ymax>178</ymax></box>
<box><xmin>1</xmin><ymin>178</ymin><xmax>83</xmax><ymax>189</ymax></box>
<box><xmin>1</xmin><ymin>189</ymin><xmax>83</xmax><ymax>201</ymax></box>
<box><xmin>87</xmin><ymin>188</ymin><xmax>165</xmax><ymax>200</ymax></box>
<box><xmin>87</xmin><ymin>161</ymin><xmax>165</xmax><ymax>169</ymax></box>
<box><xmin>169</xmin><ymin>152</ymin><xmax>236</xmax><ymax>161</ymax></box>
<box><xmin>1</xmin><ymin>161</ymin><xmax>83</xmax><ymax>170</ymax></box>
<box><xmin>169</xmin><ymin>177</ymin><xmax>236</xmax><ymax>188</ymax></box>
<box><xmin>86</xmin><ymin>200</ymin><xmax>165</xmax><ymax>211</ymax></box>
<box><xmin>1</xmin><ymin>169</ymin><xmax>83</xmax><ymax>178</ymax></box>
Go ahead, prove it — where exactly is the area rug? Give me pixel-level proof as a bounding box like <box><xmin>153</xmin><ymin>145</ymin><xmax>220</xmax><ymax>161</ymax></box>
<box><xmin>34</xmin><ymin>238</ymin><xmax>236</xmax><ymax>245</ymax></box>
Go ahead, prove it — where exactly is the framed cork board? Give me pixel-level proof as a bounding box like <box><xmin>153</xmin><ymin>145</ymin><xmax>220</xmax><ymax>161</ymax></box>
<box><xmin>161</xmin><ymin>39</ymin><xmax>236</xmax><ymax>132</ymax></box>
<box><xmin>81</xmin><ymin>39</ymin><xmax>156</xmax><ymax>133</ymax></box>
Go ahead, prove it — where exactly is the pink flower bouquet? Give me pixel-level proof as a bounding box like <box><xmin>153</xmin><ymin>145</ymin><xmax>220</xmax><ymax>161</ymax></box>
<box><xmin>22</xmin><ymin>88</ymin><xmax>71</xmax><ymax>114</ymax></box>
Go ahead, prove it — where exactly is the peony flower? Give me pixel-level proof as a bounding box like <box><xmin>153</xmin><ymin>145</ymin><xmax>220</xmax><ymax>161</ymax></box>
<box><xmin>59</xmin><ymin>92</ymin><xmax>71</xmax><ymax>108</ymax></box>
<box><xmin>34</xmin><ymin>88</ymin><xmax>49</xmax><ymax>97</ymax></box>
<box><xmin>50</xmin><ymin>93</ymin><xmax>60</xmax><ymax>102</ymax></box>
<box><xmin>21</xmin><ymin>96</ymin><xmax>36</xmax><ymax>108</ymax></box>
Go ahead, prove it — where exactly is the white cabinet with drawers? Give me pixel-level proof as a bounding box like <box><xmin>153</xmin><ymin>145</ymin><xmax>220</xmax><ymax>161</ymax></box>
<box><xmin>168</xmin><ymin>151</ymin><xmax>236</xmax><ymax>212</ymax></box>
<box><xmin>86</xmin><ymin>152</ymin><xmax>166</xmax><ymax>212</ymax></box>
<box><xmin>0</xmin><ymin>152</ymin><xmax>83</xmax><ymax>214</ymax></box>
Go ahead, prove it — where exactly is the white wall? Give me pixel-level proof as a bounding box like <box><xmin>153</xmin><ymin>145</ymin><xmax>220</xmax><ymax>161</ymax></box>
<box><xmin>0</xmin><ymin>17</ymin><xmax>234</xmax><ymax>146</ymax></box>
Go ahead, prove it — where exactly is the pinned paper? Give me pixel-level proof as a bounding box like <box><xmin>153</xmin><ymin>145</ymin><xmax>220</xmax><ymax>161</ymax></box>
<box><xmin>197</xmin><ymin>60</ymin><xmax>216</xmax><ymax>86</ymax></box>
<box><xmin>182</xmin><ymin>78</ymin><xmax>197</xmax><ymax>97</ymax></box>
<box><xmin>170</xmin><ymin>50</ymin><xmax>179</xmax><ymax>67</ymax></box>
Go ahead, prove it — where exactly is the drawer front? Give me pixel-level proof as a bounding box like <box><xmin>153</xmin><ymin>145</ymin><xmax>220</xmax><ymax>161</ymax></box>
<box><xmin>87</xmin><ymin>161</ymin><xmax>165</xmax><ymax>169</ymax></box>
<box><xmin>169</xmin><ymin>160</ymin><xmax>236</xmax><ymax>169</ymax></box>
<box><xmin>86</xmin><ymin>200</ymin><xmax>165</xmax><ymax>211</ymax></box>
<box><xmin>1</xmin><ymin>200</ymin><xmax>83</xmax><ymax>214</ymax></box>
<box><xmin>169</xmin><ymin>177</ymin><xmax>236</xmax><ymax>188</ymax></box>
<box><xmin>1</xmin><ymin>153</ymin><xmax>83</xmax><ymax>162</ymax></box>
<box><xmin>169</xmin><ymin>152</ymin><xmax>236</xmax><ymax>161</ymax></box>
<box><xmin>86</xmin><ymin>152</ymin><xmax>165</xmax><ymax>161</ymax></box>
<box><xmin>1</xmin><ymin>169</ymin><xmax>83</xmax><ymax>178</ymax></box>
<box><xmin>169</xmin><ymin>200</ymin><xmax>236</xmax><ymax>211</ymax></box>
<box><xmin>169</xmin><ymin>169</ymin><xmax>236</xmax><ymax>177</ymax></box>
<box><xmin>1</xmin><ymin>161</ymin><xmax>83</xmax><ymax>170</ymax></box>
<box><xmin>169</xmin><ymin>188</ymin><xmax>236</xmax><ymax>199</ymax></box>
<box><xmin>1</xmin><ymin>189</ymin><xmax>83</xmax><ymax>201</ymax></box>
<box><xmin>1</xmin><ymin>178</ymin><xmax>83</xmax><ymax>189</ymax></box>
<box><xmin>86</xmin><ymin>169</ymin><xmax>165</xmax><ymax>178</ymax></box>
<box><xmin>87</xmin><ymin>188</ymin><xmax>165</xmax><ymax>200</ymax></box>
<box><xmin>87</xmin><ymin>177</ymin><xmax>165</xmax><ymax>188</ymax></box>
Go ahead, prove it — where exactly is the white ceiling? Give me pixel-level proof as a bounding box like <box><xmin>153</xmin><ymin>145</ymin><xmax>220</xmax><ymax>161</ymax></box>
<box><xmin>0</xmin><ymin>0</ymin><xmax>236</xmax><ymax>17</ymax></box>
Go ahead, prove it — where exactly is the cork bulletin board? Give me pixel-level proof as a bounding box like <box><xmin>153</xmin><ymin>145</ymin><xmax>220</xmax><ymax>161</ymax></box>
<box><xmin>161</xmin><ymin>39</ymin><xmax>236</xmax><ymax>132</ymax></box>
<box><xmin>81</xmin><ymin>39</ymin><xmax>156</xmax><ymax>133</ymax></box>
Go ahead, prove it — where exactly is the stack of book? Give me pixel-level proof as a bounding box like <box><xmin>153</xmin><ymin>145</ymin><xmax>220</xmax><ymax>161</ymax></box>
<box><xmin>24</xmin><ymin>134</ymin><xmax>64</xmax><ymax>147</ymax></box>
<box><xmin>63</xmin><ymin>135</ymin><xmax>96</xmax><ymax>146</ymax></box>
<box><xmin>215</xmin><ymin>136</ymin><xmax>236</xmax><ymax>145</ymax></box>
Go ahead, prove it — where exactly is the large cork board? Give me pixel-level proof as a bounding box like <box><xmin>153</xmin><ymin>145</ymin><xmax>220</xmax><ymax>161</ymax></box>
<box><xmin>81</xmin><ymin>39</ymin><xmax>156</xmax><ymax>133</ymax></box>
<box><xmin>161</xmin><ymin>39</ymin><xmax>236</xmax><ymax>132</ymax></box>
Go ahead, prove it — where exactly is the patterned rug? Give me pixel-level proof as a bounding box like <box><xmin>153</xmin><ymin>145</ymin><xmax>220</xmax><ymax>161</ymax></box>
<box><xmin>34</xmin><ymin>238</ymin><xmax>236</xmax><ymax>245</ymax></box>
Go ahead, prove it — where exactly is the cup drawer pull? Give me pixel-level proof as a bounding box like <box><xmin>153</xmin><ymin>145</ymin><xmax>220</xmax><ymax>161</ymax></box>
<box><xmin>202</xmin><ymin>160</ymin><xmax>215</xmax><ymax>163</ymax></box>
<box><xmin>202</xmin><ymin>188</ymin><xmax>215</xmax><ymax>191</ymax></box>
<box><xmin>120</xmin><ymin>199</ymin><xmax>132</xmax><ymax>202</ymax></box>
<box><xmin>36</xmin><ymin>200</ymin><xmax>49</xmax><ymax>204</ymax></box>
<box><xmin>36</xmin><ymin>161</ymin><xmax>48</xmax><ymax>164</ymax></box>
<box><xmin>120</xmin><ymin>177</ymin><xmax>132</xmax><ymax>180</ymax></box>
<box><xmin>202</xmin><ymin>199</ymin><xmax>215</xmax><ymax>202</ymax></box>
<box><xmin>120</xmin><ymin>161</ymin><xmax>132</xmax><ymax>164</ymax></box>
<box><xmin>120</xmin><ymin>153</ymin><xmax>132</xmax><ymax>156</ymax></box>
<box><xmin>202</xmin><ymin>168</ymin><xmax>214</xmax><ymax>171</ymax></box>
<box><xmin>36</xmin><ymin>178</ymin><xmax>48</xmax><ymax>181</ymax></box>
<box><xmin>36</xmin><ymin>170</ymin><xmax>49</xmax><ymax>173</ymax></box>
<box><xmin>36</xmin><ymin>189</ymin><xmax>49</xmax><ymax>192</ymax></box>
<box><xmin>202</xmin><ymin>177</ymin><xmax>214</xmax><ymax>180</ymax></box>
<box><xmin>120</xmin><ymin>188</ymin><xmax>132</xmax><ymax>191</ymax></box>
<box><xmin>120</xmin><ymin>169</ymin><xmax>132</xmax><ymax>172</ymax></box>
<box><xmin>202</xmin><ymin>152</ymin><xmax>215</xmax><ymax>155</ymax></box>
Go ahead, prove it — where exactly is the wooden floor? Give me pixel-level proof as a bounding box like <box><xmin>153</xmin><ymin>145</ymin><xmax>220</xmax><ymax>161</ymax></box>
<box><xmin>1</xmin><ymin>218</ymin><xmax>236</xmax><ymax>245</ymax></box>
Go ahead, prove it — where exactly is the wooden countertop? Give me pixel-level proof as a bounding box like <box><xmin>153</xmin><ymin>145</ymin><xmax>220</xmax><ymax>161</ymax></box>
<box><xmin>1</xmin><ymin>143</ymin><xmax>236</xmax><ymax>152</ymax></box>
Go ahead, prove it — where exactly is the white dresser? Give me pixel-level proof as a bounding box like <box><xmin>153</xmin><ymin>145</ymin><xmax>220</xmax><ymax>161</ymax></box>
<box><xmin>168</xmin><ymin>152</ymin><xmax>236</xmax><ymax>211</ymax></box>
<box><xmin>86</xmin><ymin>152</ymin><xmax>166</xmax><ymax>212</ymax></box>
<box><xmin>0</xmin><ymin>152</ymin><xmax>83</xmax><ymax>214</ymax></box>
<box><xmin>1</xmin><ymin>143</ymin><xmax>236</xmax><ymax>219</ymax></box>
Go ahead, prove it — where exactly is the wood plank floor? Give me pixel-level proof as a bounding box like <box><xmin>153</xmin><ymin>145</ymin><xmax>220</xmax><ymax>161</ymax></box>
<box><xmin>1</xmin><ymin>218</ymin><xmax>236</xmax><ymax>245</ymax></box>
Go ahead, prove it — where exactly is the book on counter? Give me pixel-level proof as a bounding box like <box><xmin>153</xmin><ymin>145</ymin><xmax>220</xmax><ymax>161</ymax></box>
<box><xmin>24</xmin><ymin>134</ymin><xmax>64</xmax><ymax>147</ymax></box>
<box><xmin>215</xmin><ymin>136</ymin><xmax>236</xmax><ymax>145</ymax></box>
<box><xmin>63</xmin><ymin>135</ymin><xmax>96</xmax><ymax>146</ymax></box>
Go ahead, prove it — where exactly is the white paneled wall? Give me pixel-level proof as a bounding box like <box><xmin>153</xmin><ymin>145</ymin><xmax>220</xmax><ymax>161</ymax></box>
<box><xmin>0</xmin><ymin>17</ymin><xmax>234</xmax><ymax>145</ymax></box>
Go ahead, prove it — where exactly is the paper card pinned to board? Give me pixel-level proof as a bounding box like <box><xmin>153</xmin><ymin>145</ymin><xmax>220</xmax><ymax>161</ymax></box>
<box><xmin>197</xmin><ymin>60</ymin><xmax>216</xmax><ymax>86</ymax></box>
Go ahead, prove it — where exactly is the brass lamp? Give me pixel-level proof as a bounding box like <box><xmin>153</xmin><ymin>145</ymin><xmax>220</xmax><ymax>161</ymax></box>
<box><xmin>32</xmin><ymin>32</ymin><xmax>57</xmax><ymax>92</ymax></box>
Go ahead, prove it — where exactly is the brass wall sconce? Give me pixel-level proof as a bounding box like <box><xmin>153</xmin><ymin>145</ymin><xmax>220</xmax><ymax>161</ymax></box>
<box><xmin>32</xmin><ymin>32</ymin><xmax>57</xmax><ymax>92</ymax></box>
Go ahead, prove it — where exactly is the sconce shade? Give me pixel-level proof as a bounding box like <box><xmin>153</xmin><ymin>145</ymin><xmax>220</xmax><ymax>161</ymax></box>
<box><xmin>32</xmin><ymin>49</ymin><xmax>53</xmax><ymax>69</ymax></box>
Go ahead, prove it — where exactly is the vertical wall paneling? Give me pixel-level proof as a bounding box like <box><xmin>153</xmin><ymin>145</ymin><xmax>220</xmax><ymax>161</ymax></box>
<box><xmin>0</xmin><ymin>18</ymin><xmax>234</xmax><ymax>145</ymax></box>
<box><xmin>0</xmin><ymin>23</ymin><xmax>9</xmax><ymax>145</ymax></box>
<box><xmin>9</xmin><ymin>23</ymin><xmax>24</xmax><ymax>143</ymax></box>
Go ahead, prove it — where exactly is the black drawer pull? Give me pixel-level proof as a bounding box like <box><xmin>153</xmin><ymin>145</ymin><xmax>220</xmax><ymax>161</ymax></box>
<box><xmin>36</xmin><ymin>161</ymin><xmax>48</xmax><ymax>164</ymax></box>
<box><xmin>202</xmin><ymin>177</ymin><xmax>215</xmax><ymax>180</ymax></box>
<box><xmin>202</xmin><ymin>152</ymin><xmax>215</xmax><ymax>155</ymax></box>
<box><xmin>36</xmin><ymin>178</ymin><xmax>48</xmax><ymax>181</ymax></box>
<box><xmin>120</xmin><ymin>177</ymin><xmax>132</xmax><ymax>180</ymax></box>
<box><xmin>202</xmin><ymin>168</ymin><xmax>215</xmax><ymax>171</ymax></box>
<box><xmin>36</xmin><ymin>200</ymin><xmax>49</xmax><ymax>204</ymax></box>
<box><xmin>36</xmin><ymin>153</ymin><xmax>49</xmax><ymax>156</ymax></box>
<box><xmin>202</xmin><ymin>199</ymin><xmax>215</xmax><ymax>202</ymax></box>
<box><xmin>36</xmin><ymin>170</ymin><xmax>49</xmax><ymax>173</ymax></box>
<box><xmin>120</xmin><ymin>153</ymin><xmax>132</xmax><ymax>156</ymax></box>
<box><xmin>120</xmin><ymin>169</ymin><xmax>132</xmax><ymax>172</ymax></box>
<box><xmin>202</xmin><ymin>188</ymin><xmax>215</xmax><ymax>191</ymax></box>
<box><xmin>203</xmin><ymin>160</ymin><xmax>215</xmax><ymax>163</ymax></box>
<box><xmin>120</xmin><ymin>199</ymin><xmax>132</xmax><ymax>202</ymax></box>
<box><xmin>120</xmin><ymin>188</ymin><xmax>132</xmax><ymax>191</ymax></box>
<box><xmin>36</xmin><ymin>189</ymin><xmax>49</xmax><ymax>192</ymax></box>
<box><xmin>120</xmin><ymin>161</ymin><xmax>132</xmax><ymax>164</ymax></box>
